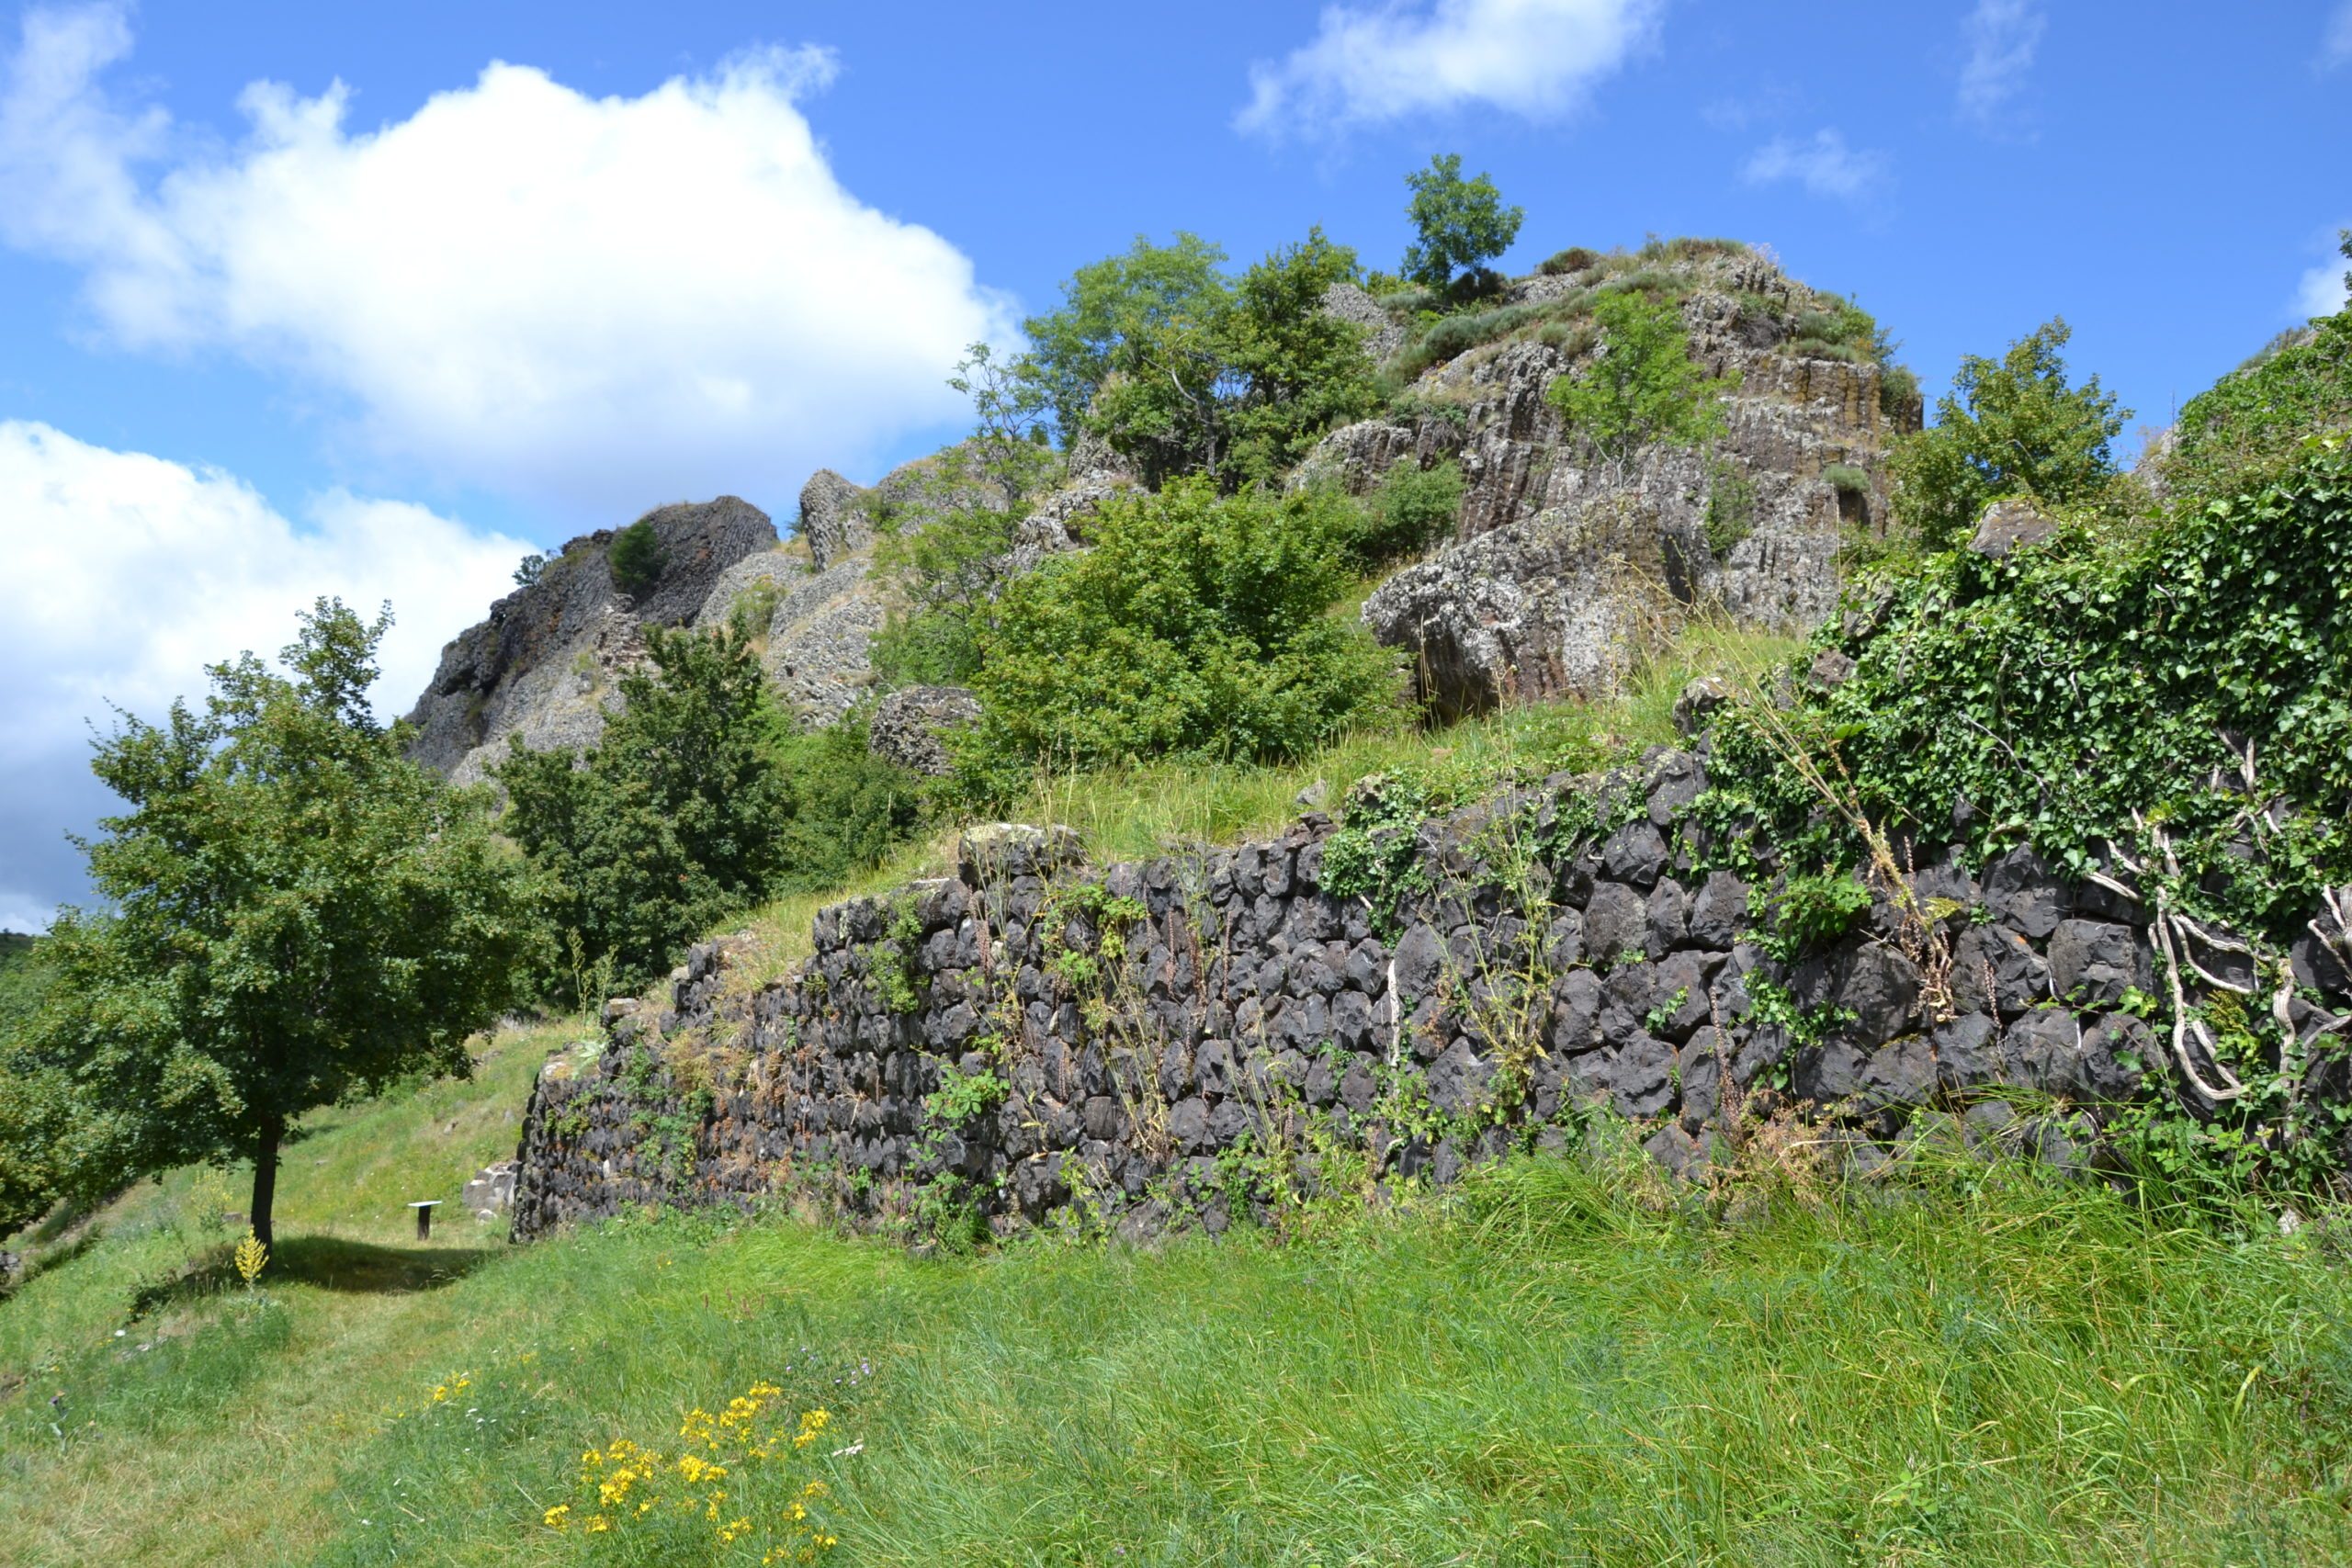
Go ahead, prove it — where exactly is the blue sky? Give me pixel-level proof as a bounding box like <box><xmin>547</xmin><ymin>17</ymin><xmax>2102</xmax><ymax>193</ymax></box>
<box><xmin>1</xmin><ymin>0</ymin><xmax>2347</xmax><ymax>927</ymax></box>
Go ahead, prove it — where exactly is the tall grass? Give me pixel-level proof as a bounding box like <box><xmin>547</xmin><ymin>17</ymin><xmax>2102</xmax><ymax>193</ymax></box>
<box><xmin>9</xmin><ymin>1110</ymin><xmax>2352</xmax><ymax>1564</ymax></box>
<box><xmin>730</xmin><ymin>622</ymin><xmax>1797</xmax><ymax>986</ymax></box>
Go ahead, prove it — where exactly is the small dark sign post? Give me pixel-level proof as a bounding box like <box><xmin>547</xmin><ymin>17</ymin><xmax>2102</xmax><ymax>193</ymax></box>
<box><xmin>409</xmin><ymin>1200</ymin><xmax>442</xmax><ymax>1241</ymax></box>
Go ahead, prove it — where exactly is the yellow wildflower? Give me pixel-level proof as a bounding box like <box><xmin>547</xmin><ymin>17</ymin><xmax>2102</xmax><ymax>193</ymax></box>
<box><xmin>541</xmin><ymin>1504</ymin><xmax>571</xmax><ymax>1530</ymax></box>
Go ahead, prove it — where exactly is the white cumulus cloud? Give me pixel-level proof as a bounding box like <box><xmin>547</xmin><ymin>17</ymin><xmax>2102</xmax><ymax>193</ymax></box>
<box><xmin>0</xmin><ymin>419</ymin><xmax>528</xmax><ymax>926</ymax></box>
<box><xmin>0</xmin><ymin>5</ymin><xmax>1015</xmax><ymax>522</ymax></box>
<box><xmin>1741</xmin><ymin>129</ymin><xmax>1889</xmax><ymax>203</ymax></box>
<box><xmin>1958</xmin><ymin>0</ymin><xmax>2045</xmax><ymax>128</ymax></box>
<box><xmin>1237</xmin><ymin>0</ymin><xmax>1662</xmax><ymax>136</ymax></box>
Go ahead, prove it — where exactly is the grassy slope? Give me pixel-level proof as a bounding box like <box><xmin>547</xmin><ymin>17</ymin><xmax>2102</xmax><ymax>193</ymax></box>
<box><xmin>10</xmin><ymin>626</ymin><xmax>2352</xmax><ymax>1563</ymax></box>
<box><xmin>6</xmin><ymin>1082</ymin><xmax>2352</xmax><ymax>1566</ymax></box>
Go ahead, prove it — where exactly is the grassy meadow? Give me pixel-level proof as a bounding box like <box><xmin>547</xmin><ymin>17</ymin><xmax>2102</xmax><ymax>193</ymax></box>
<box><xmin>7</xmin><ymin>624</ymin><xmax>2352</xmax><ymax>1564</ymax></box>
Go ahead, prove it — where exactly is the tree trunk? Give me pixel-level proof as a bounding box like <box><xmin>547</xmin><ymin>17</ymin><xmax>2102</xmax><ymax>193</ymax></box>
<box><xmin>249</xmin><ymin>1115</ymin><xmax>284</xmax><ymax>1251</ymax></box>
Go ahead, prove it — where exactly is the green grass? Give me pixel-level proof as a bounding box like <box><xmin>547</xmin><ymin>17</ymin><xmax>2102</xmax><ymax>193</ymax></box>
<box><xmin>13</xmin><ymin>622</ymin><xmax>2347</xmax><ymax>1564</ymax></box>
<box><xmin>6</xmin><ymin>1070</ymin><xmax>2352</xmax><ymax>1565</ymax></box>
<box><xmin>729</xmin><ymin>620</ymin><xmax>1795</xmax><ymax>987</ymax></box>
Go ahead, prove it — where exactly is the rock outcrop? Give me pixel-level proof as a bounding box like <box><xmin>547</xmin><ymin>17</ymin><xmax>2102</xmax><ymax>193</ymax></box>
<box><xmin>1330</xmin><ymin>252</ymin><xmax>1919</xmax><ymax>715</ymax></box>
<box><xmin>404</xmin><ymin>497</ymin><xmax>777</xmax><ymax>784</ymax></box>
<box><xmin>869</xmin><ymin>685</ymin><xmax>982</xmax><ymax>776</ymax></box>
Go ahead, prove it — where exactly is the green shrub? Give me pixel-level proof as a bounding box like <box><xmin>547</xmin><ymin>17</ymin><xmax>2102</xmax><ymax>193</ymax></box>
<box><xmin>1823</xmin><ymin>464</ymin><xmax>1871</xmax><ymax>496</ymax></box>
<box><xmin>1358</xmin><ymin>458</ymin><xmax>1464</xmax><ymax>562</ymax></box>
<box><xmin>1704</xmin><ymin>460</ymin><xmax>1757</xmax><ymax>557</ymax></box>
<box><xmin>764</xmin><ymin>715</ymin><xmax>930</xmax><ymax>899</ymax></box>
<box><xmin>956</xmin><ymin>479</ymin><xmax>1405</xmax><ymax>788</ymax></box>
<box><xmin>1538</xmin><ymin>245</ymin><xmax>1600</xmax><ymax>276</ymax></box>
<box><xmin>1885</xmin><ymin>318</ymin><xmax>2126</xmax><ymax>551</ymax></box>
<box><xmin>607</xmin><ymin>518</ymin><xmax>664</xmax><ymax>597</ymax></box>
<box><xmin>1545</xmin><ymin>292</ymin><xmax>1736</xmax><ymax>466</ymax></box>
<box><xmin>498</xmin><ymin>619</ymin><xmax>789</xmax><ymax>998</ymax></box>
<box><xmin>2167</xmin><ymin>235</ymin><xmax>2350</xmax><ymax>503</ymax></box>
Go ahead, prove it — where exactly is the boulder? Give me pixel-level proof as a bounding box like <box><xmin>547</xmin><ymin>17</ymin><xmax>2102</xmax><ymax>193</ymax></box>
<box><xmin>1967</xmin><ymin>497</ymin><xmax>2058</xmax><ymax>559</ymax></box>
<box><xmin>403</xmin><ymin>497</ymin><xmax>777</xmax><ymax>784</ymax></box>
<box><xmin>798</xmin><ymin>469</ymin><xmax>871</xmax><ymax>569</ymax></box>
<box><xmin>869</xmin><ymin>686</ymin><xmax>982</xmax><ymax>777</ymax></box>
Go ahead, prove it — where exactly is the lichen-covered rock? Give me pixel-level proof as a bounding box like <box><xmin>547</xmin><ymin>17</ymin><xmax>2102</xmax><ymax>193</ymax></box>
<box><xmin>1969</xmin><ymin>496</ymin><xmax>2059</xmax><ymax>558</ymax></box>
<box><xmin>798</xmin><ymin>469</ymin><xmax>870</xmax><ymax>569</ymax></box>
<box><xmin>870</xmin><ymin>685</ymin><xmax>982</xmax><ymax>776</ymax></box>
<box><xmin>404</xmin><ymin>496</ymin><xmax>776</xmax><ymax>784</ymax></box>
<box><xmin>1319</xmin><ymin>279</ymin><xmax>1408</xmax><ymax>363</ymax></box>
<box><xmin>1335</xmin><ymin>252</ymin><xmax>1913</xmax><ymax>716</ymax></box>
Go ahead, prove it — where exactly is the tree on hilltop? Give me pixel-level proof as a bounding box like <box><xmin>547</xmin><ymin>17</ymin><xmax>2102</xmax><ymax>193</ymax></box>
<box><xmin>1401</xmin><ymin>153</ymin><xmax>1524</xmax><ymax>292</ymax></box>
<box><xmin>10</xmin><ymin>602</ymin><xmax>542</xmax><ymax>1247</ymax></box>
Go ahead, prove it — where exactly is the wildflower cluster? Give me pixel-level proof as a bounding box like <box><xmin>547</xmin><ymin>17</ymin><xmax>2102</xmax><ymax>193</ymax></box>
<box><xmin>542</xmin><ymin>1381</ymin><xmax>843</xmax><ymax>1562</ymax></box>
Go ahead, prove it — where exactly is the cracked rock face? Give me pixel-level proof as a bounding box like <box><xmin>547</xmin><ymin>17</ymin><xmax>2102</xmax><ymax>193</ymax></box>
<box><xmin>403</xmin><ymin>496</ymin><xmax>776</xmax><ymax>784</ymax></box>
<box><xmin>1329</xmin><ymin>254</ymin><xmax>1918</xmax><ymax>716</ymax></box>
<box><xmin>869</xmin><ymin>685</ymin><xmax>981</xmax><ymax>777</ymax></box>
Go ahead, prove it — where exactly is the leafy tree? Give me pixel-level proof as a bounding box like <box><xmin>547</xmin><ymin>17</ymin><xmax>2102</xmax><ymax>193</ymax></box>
<box><xmin>958</xmin><ymin>479</ymin><xmax>1402</xmax><ymax>787</ymax></box>
<box><xmin>1545</xmin><ymin>292</ymin><xmax>1736</xmax><ymax>469</ymax></box>
<box><xmin>1401</xmin><ymin>153</ymin><xmax>1524</xmax><ymax>292</ymax></box>
<box><xmin>946</xmin><ymin>342</ymin><xmax>1063</xmax><ymax>506</ymax></box>
<box><xmin>1886</xmin><ymin>318</ymin><xmax>2127</xmax><ymax>550</ymax></box>
<box><xmin>1019</xmin><ymin>230</ymin><xmax>1378</xmax><ymax>488</ymax></box>
<box><xmin>8</xmin><ymin>602</ymin><xmax>540</xmax><ymax>1245</ymax></box>
<box><xmin>1020</xmin><ymin>233</ymin><xmax>1232</xmax><ymax>448</ymax></box>
<box><xmin>1219</xmin><ymin>228</ymin><xmax>1383</xmax><ymax>487</ymax></box>
<box><xmin>513</xmin><ymin>551</ymin><xmax>549</xmax><ymax>589</ymax></box>
<box><xmin>766</xmin><ymin>717</ymin><xmax>930</xmax><ymax>897</ymax></box>
<box><xmin>608</xmin><ymin>517</ymin><xmax>665</xmax><ymax>597</ymax></box>
<box><xmin>498</xmin><ymin>617</ymin><xmax>789</xmax><ymax>1001</ymax></box>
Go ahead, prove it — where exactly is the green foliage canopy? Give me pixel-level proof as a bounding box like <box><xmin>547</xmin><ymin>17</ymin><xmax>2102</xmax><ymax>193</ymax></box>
<box><xmin>4</xmin><ymin>602</ymin><xmax>540</xmax><ymax>1243</ymax></box>
<box><xmin>607</xmin><ymin>517</ymin><xmax>665</xmax><ymax>597</ymax></box>
<box><xmin>498</xmin><ymin>618</ymin><xmax>789</xmax><ymax>1000</ymax></box>
<box><xmin>1400</xmin><ymin>153</ymin><xmax>1524</xmax><ymax>291</ymax></box>
<box><xmin>1544</xmin><ymin>292</ymin><xmax>1735</xmax><ymax>467</ymax></box>
<box><xmin>1018</xmin><ymin>229</ymin><xmax>1378</xmax><ymax>489</ymax></box>
<box><xmin>1886</xmin><ymin>318</ymin><xmax>2127</xmax><ymax>551</ymax></box>
<box><xmin>958</xmin><ymin>479</ymin><xmax>1403</xmax><ymax>786</ymax></box>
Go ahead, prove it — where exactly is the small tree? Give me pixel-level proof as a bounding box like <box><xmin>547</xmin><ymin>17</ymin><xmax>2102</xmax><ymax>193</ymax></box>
<box><xmin>17</xmin><ymin>602</ymin><xmax>541</xmax><ymax>1247</ymax></box>
<box><xmin>1401</xmin><ymin>153</ymin><xmax>1524</xmax><ymax>292</ymax></box>
<box><xmin>1545</xmin><ymin>292</ymin><xmax>1736</xmax><ymax>471</ymax></box>
<box><xmin>498</xmin><ymin>618</ymin><xmax>790</xmax><ymax>999</ymax></box>
<box><xmin>608</xmin><ymin>517</ymin><xmax>665</xmax><ymax>597</ymax></box>
<box><xmin>1887</xmin><ymin>317</ymin><xmax>2127</xmax><ymax>550</ymax></box>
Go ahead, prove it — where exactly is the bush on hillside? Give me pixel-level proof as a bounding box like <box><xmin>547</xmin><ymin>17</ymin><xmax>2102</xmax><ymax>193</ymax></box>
<box><xmin>1885</xmin><ymin>318</ymin><xmax>2127</xmax><ymax>551</ymax></box>
<box><xmin>1356</xmin><ymin>457</ymin><xmax>1464</xmax><ymax>563</ymax></box>
<box><xmin>2165</xmin><ymin>232</ymin><xmax>2351</xmax><ymax>503</ymax></box>
<box><xmin>956</xmin><ymin>479</ymin><xmax>1404</xmax><ymax>791</ymax></box>
<box><xmin>607</xmin><ymin>517</ymin><xmax>664</xmax><ymax>597</ymax></box>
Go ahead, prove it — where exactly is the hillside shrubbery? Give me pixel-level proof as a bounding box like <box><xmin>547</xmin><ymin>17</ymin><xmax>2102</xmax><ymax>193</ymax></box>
<box><xmin>954</xmin><ymin>479</ymin><xmax>1404</xmax><ymax>795</ymax></box>
<box><xmin>1885</xmin><ymin>318</ymin><xmax>2128</xmax><ymax>550</ymax></box>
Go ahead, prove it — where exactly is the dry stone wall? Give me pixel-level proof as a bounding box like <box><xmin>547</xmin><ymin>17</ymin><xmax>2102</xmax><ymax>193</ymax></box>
<box><xmin>507</xmin><ymin>750</ymin><xmax>2352</xmax><ymax>1243</ymax></box>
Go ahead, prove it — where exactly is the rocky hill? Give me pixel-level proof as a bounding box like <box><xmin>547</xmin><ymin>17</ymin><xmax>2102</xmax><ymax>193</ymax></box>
<box><xmin>402</xmin><ymin>242</ymin><xmax>1905</xmax><ymax>784</ymax></box>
